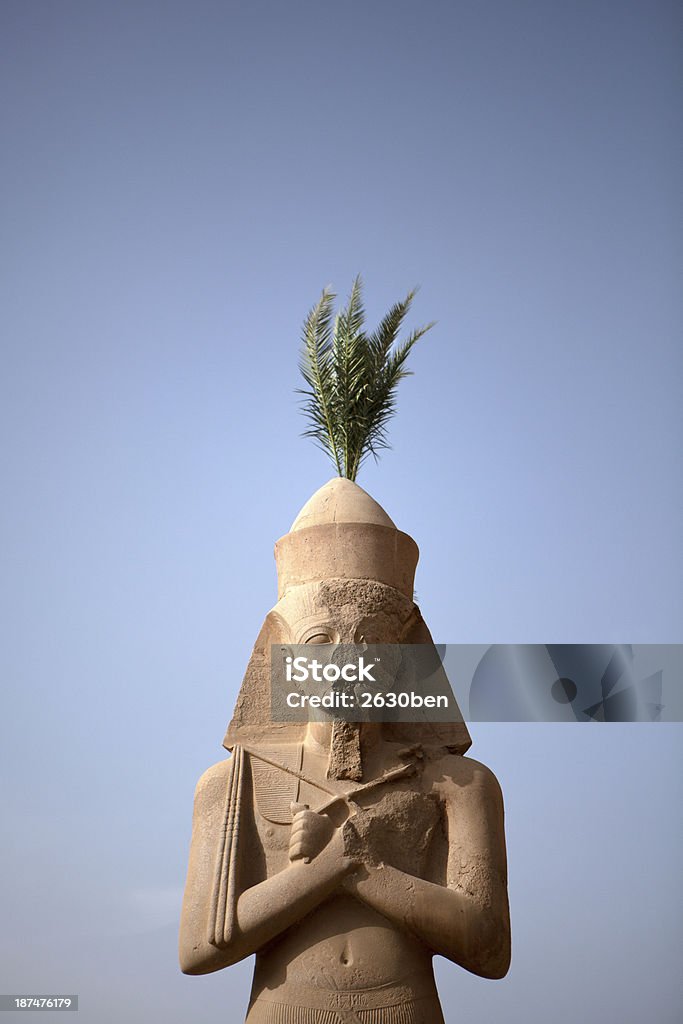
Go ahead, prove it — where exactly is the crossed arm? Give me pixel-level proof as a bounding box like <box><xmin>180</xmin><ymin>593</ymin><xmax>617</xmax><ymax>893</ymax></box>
<box><xmin>179</xmin><ymin>756</ymin><xmax>510</xmax><ymax>979</ymax></box>
<box><xmin>341</xmin><ymin>763</ymin><xmax>511</xmax><ymax>978</ymax></box>
<box><xmin>179</xmin><ymin>760</ymin><xmax>357</xmax><ymax>974</ymax></box>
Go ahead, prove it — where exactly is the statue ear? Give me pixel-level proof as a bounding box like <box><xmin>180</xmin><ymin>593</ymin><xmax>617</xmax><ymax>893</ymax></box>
<box><xmin>224</xmin><ymin>610</ymin><xmax>305</xmax><ymax>749</ymax></box>
<box><xmin>388</xmin><ymin>606</ymin><xmax>473</xmax><ymax>755</ymax></box>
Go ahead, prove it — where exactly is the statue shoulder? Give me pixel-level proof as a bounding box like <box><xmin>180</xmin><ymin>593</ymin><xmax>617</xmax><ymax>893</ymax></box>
<box><xmin>193</xmin><ymin>758</ymin><xmax>236</xmax><ymax>815</ymax></box>
<box><xmin>425</xmin><ymin>753</ymin><xmax>504</xmax><ymax>807</ymax></box>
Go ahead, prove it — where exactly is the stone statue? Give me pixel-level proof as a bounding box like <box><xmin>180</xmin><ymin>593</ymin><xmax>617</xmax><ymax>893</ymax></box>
<box><xmin>180</xmin><ymin>478</ymin><xmax>511</xmax><ymax>1023</ymax></box>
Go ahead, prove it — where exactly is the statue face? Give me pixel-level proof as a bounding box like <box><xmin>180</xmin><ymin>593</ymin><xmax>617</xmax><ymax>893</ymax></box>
<box><xmin>225</xmin><ymin>573</ymin><xmax>471</xmax><ymax>755</ymax></box>
<box><xmin>275</xmin><ymin>579</ymin><xmax>418</xmax><ymax>647</ymax></box>
<box><xmin>265</xmin><ymin>581</ymin><xmax>420</xmax><ymax>739</ymax></box>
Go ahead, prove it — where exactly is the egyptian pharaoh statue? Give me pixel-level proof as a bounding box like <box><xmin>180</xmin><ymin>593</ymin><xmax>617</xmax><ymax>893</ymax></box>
<box><xmin>180</xmin><ymin>478</ymin><xmax>511</xmax><ymax>1023</ymax></box>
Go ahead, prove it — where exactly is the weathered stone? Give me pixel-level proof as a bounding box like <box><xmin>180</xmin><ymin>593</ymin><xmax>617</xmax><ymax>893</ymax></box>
<box><xmin>326</xmin><ymin>720</ymin><xmax>363</xmax><ymax>782</ymax></box>
<box><xmin>179</xmin><ymin>479</ymin><xmax>511</xmax><ymax>1022</ymax></box>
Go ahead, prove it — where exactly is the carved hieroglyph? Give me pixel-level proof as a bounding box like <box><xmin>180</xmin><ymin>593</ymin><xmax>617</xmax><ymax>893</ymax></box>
<box><xmin>180</xmin><ymin>479</ymin><xmax>511</xmax><ymax>1023</ymax></box>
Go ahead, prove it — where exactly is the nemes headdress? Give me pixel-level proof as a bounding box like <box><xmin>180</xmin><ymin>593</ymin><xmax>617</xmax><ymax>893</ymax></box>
<box><xmin>224</xmin><ymin>478</ymin><xmax>471</xmax><ymax>756</ymax></box>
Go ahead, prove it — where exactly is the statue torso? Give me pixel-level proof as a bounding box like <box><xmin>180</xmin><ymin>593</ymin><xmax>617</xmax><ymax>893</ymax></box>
<box><xmin>246</xmin><ymin>742</ymin><xmax>446</xmax><ymax>1011</ymax></box>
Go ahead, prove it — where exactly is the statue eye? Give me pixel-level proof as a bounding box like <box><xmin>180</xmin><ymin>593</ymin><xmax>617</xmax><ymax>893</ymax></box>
<box><xmin>305</xmin><ymin>632</ymin><xmax>333</xmax><ymax>645</ymax></box>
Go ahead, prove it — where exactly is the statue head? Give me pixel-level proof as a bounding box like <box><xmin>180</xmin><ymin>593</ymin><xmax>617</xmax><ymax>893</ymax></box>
<box><xmin>224</xmin><ymin>478</ymin><xmax>470</xmax><ymax>759</ymax></box>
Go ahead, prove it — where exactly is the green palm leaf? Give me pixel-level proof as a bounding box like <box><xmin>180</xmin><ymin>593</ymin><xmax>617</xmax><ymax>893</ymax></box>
<box><xmin>297</xmin><ymin>277</ymin><xmax>434</xmax><ymax>481</ymax></box>
<box><xmin>298</xmin><ymin>288</ymin><xmax>341</xmax><ymax>474</ymax></box>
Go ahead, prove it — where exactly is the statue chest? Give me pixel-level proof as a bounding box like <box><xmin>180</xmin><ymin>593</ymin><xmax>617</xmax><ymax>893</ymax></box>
<box><xmin>347</xmin><ymin>788</ymin><xmax>444</xmax><ymax>876</ymax></box>
<box><xmin>248</xmin><ymin>746</ymin><xmax>443</xmax><ymax>878</ymax></box>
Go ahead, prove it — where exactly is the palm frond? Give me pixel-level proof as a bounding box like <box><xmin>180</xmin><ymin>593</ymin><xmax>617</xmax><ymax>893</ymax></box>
<box><xmin>332</xmin><ymin>276</ymin><xmax>367</xmax><ymax>478</ymax></box>
<box><xmin>297</xmin><ymin>288</ymin><xmax>342</xmax><ymax>474</ymax></box>
<box><xmin>297</xmin><ymin>277</ymin><xmax>434</xmax><ymax>481</ymax></box>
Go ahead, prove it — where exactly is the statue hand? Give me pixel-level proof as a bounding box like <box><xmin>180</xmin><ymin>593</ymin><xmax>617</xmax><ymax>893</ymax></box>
<box><xmin>289</xmin><ymin>802</ymin><xmax>336</xmax><ymax>863</ymax></box>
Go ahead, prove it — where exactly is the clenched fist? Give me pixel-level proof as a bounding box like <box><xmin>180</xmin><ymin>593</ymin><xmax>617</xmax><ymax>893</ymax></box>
<box><xmin>289</xmin><ymin>802</ymin><xmax>335</xmax><ymax>863</ymax></box>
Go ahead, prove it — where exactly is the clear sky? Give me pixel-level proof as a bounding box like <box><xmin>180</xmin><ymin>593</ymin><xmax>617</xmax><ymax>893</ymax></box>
<box><xmin>1</xmin><ymin>1</ymin><xmax>681</xmax><ymax>1022</ymax></box>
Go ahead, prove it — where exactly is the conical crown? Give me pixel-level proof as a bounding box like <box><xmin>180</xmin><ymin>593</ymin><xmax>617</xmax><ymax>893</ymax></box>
<box><xmin>274</xmin><ymin>478</ymin><xmax>418</xmax><ymax>599</ymax></box>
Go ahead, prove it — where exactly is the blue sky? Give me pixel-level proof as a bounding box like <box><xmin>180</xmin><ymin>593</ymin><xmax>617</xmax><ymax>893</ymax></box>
<box><xmin>1</xmin><ymin>2</ymin><xmax>681</xmax><ymax>1021</ymax></box>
